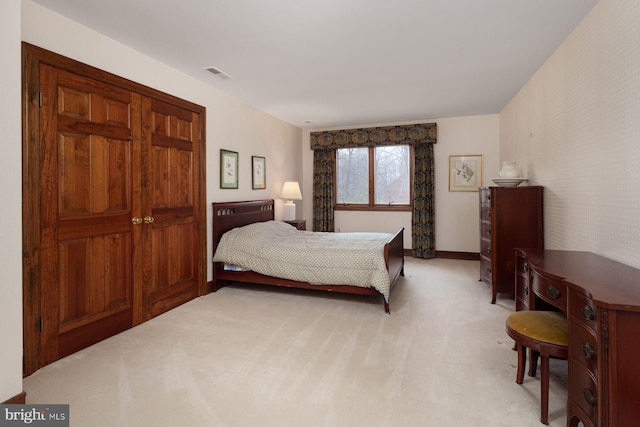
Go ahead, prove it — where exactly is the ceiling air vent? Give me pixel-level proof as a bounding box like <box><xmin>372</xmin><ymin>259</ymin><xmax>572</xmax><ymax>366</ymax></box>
<box><xmin>204</xmin><ymin>66</ymin><xmax>234</xmax><ymax>80</ymax></box>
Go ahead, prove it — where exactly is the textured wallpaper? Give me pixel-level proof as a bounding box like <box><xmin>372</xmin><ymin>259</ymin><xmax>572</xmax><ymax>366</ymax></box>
<box><xmin>499</xmin><ymin>0</ymin><xmax>640</xmax><ymax>268</ymax></box>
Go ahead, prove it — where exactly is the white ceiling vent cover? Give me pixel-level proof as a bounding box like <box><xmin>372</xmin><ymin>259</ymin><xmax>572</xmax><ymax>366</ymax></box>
<box><xmin>204</xmin><ymin>66</ymin><xmax>234</xmax><ymax>80</ymax></box>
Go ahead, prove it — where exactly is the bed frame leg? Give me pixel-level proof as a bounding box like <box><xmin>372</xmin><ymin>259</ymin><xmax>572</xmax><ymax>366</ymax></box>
<box><xmin>212</xmin><ymin>279</ymin><xmax>228</xmax><ymax>292</ymax></box>
<box><xmin>383</xmin><ymin>299</ymin><xmax>390</xmax><ymax>314</ymax></box>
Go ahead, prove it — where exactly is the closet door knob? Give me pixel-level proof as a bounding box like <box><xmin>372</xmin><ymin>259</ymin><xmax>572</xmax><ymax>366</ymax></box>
<box><xmin>132</xmin><ymin>217</ymin><xmax>143</xmax><ymax>225</ymax></box>
<box><xmin>144</xmin><ymin>216</ymin><xmax>155</xmax><ymax>224</ymax></box>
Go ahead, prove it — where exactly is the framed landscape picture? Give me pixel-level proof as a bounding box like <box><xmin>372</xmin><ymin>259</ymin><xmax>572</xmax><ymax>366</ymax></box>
<box><xmin>449</xmin><ymin>155</ymin><xmax>482</xmax><ymax>192</ymax></box>
<box><xmin>220</xmin><ymin>149</ymin><xmax>238</xmax><ymax>189</ymax></box>
<box><xmin>252</xmin><ymin>156</ymin><xmax>266</xmax><ymax>189</ymax></box>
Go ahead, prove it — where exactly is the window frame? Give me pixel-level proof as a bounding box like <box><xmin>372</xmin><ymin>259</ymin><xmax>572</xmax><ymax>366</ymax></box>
<box><xmin>334</xmin><ymin>145</ymin><xmax>414</xmax><ymax>212</ymax></box>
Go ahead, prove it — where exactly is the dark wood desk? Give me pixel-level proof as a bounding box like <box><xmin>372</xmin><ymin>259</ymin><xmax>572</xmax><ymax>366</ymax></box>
<box><xmin>515</xmin><ymin>249</ymin><xmax>640</xmax><ymax>427</ymax></box>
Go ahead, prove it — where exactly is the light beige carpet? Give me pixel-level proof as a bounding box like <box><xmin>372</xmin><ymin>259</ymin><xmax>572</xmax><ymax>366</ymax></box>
<box><xmin>23</xmin><ymin>257</ymin><xmax>568</xmax><ymax>426</ymax></box>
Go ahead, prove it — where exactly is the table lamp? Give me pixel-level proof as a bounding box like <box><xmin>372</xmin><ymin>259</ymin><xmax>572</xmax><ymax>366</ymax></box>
<box><xmin>280</xmin><ymin>181</ymin><xmax>302</xmax><ymax>221</ymax></box>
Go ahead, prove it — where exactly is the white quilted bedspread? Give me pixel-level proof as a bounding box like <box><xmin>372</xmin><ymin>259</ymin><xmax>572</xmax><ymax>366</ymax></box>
<box><xmin>212</xmin><ymin>221</ymin><xmax>393</xmax><ymax>300</ymax></box>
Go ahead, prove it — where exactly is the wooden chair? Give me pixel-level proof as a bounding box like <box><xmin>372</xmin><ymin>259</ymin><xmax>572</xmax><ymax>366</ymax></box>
<box><xmin>505</xmin><ymin>311</ymin><xmax>568</xmax><ymax>425</ymax></box>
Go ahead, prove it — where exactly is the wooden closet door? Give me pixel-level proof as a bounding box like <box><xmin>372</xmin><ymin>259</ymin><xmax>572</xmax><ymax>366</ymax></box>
<box><xmin>39</xmin><ymin>64</ymin><xmax>141</xmax><ymax>365</ymax></box>
<box><xmin>24</xmin><ymin>44</ymin><xmax>206</xmax><ymax>374</ymax></box>
<box><xmin>140</xmin><ymin>98</ymin><xmax>201</xmax><ymax>319</ymax></box>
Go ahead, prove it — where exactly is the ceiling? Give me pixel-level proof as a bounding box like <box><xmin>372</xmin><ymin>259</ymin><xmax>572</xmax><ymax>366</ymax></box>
<box><xmin>31</xmin><ymin>0</ymin><xmax>598</xmax><ymax>129</ymax></box>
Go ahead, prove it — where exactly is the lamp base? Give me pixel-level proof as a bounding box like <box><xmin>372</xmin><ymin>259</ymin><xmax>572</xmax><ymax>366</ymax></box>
<box><xmin>283</xmin><ymin>201</ymin><xmax>296</xmax><ymax>221</ymax></box>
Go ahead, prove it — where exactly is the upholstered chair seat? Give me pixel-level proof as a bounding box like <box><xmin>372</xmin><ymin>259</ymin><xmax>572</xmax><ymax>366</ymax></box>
<box><xmin>505</xmin><ymin>310</ymin><xmax>568</xmax><ymax>425</ymax></box>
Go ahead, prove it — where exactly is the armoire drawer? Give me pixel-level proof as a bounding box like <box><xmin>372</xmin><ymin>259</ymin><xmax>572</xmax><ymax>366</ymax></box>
<box><xmin>480</xmin><ymin>222</ymin><xmax>492</xmax><ymax>240</ymax></box>
<box><xmin>480</xmin><ymin>204</ymin><xmax>491</xmax><ymax>221</ymax></box>
<box><xmin>480</xmin><ymin>238</ymin><xmax>492</xmax><ymax>258</ymax></box>
<box><xmin>479</xmin><ymin>188</ymin><xmax>491</xmax><ymax>204</ymax></box>
<box><xmin>480</xmin><ymin>257</ymin><xmax>492</xmax><ymax>283</ymax></box>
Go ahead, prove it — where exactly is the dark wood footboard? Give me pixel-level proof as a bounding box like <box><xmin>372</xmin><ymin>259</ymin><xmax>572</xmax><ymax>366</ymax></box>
<box><xmin>211</xmin><ymin>200</ymin><xmax>404</xmax><ymax>313</ymax></box>
<box><xmin>386</xmin><ymin>228</ymin><xmax>405</xmax><ymax>283</ymax></box>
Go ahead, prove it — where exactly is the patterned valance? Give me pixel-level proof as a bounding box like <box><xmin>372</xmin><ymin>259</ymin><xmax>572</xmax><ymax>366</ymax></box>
<box><xmin>310</xmin><ymin>122</ymin><xmax>436</xmax><ymax>150</ymax></box>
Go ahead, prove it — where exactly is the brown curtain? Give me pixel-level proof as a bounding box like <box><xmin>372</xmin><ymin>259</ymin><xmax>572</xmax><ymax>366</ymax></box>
<box><xmin>412</xmin><ymin>143</ymin><xmax>435</xmax><ymax>258</ymax></box>
<box><xmin>312</xmin><ymin>149</ymin><xmax>335</xmax><ymax>232</ymax></box>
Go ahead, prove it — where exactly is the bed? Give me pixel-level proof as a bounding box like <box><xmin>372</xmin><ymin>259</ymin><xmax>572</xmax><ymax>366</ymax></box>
<box><xmin>211</xmin><ymin>199</ymin><xmax>404</xmax><ymax>313</ymax></box>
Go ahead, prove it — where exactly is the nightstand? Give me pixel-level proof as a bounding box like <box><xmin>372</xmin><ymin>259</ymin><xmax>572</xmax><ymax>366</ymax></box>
<box><xmin>284</xmin><ymin>220</ymin><xmax>306</xmax><ymax>230</ymax></box>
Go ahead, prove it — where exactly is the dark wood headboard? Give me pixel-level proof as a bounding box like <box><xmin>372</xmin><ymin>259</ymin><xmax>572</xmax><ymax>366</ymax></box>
<box><xmin>212</xmin><ymin>199</ymin><xmax>275</xmax><ymax>251</ymax></box>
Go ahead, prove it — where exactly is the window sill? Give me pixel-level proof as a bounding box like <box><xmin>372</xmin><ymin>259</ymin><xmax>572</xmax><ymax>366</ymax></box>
<box><xmin>334</xmin><ymin>205</ymin><xmax>412</xmax><ymax>212</ymax></box>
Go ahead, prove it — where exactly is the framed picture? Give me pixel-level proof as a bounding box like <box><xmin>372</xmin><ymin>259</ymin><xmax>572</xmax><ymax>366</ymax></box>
<box><xmin>220</xmin><ymin>149</ymin><xmax>238</xmax><ymax>189</ymax></box>
<box><xmin>251</xmin><ymin>156</ymin><xmax>266</xmax><ymax>189</ymax></box>
<box><xmin>449</xmin><ymin>155</ymin><xmax>482</xmax><ymax>192</ymax></box>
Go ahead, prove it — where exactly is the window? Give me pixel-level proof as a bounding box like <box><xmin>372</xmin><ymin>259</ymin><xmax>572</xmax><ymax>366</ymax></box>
<box><xmin>335</xmin><ymin>145</ymin><xmax>412</xmax><ymax>211</ymax></box>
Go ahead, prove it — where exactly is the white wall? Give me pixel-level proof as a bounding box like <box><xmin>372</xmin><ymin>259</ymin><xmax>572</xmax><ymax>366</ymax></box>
<box><xmin>302</xmin><ymin>115</ymin><xmax>499</xmax><ymax>252</ymax></box>
<box><xmin>499</xmin><ymin>0</ymin><xmax>640</xmax><ymax>268</ymax></box>
<box><xmin>0</xmin><ymin>0</ymin><xmax>24</xmax><ymax>403</ymax></box>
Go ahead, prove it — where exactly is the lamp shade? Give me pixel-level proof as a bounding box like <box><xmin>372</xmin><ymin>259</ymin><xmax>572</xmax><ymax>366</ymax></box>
<box><xmin>280</xmin><ymin>181</ymin><xmax>302</xmax><ymax>200</ymax></box>
<box><xmin>280</xmin><ymin>181</ymin><xmax>302</xmax><ymax>221</ymax></box>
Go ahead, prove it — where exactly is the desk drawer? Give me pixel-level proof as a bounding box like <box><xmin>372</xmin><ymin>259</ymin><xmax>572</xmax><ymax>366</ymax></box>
<box><xmin>569</xmin><ymin>290</ymin><xmax>598</xmax><ymax>332</ymax></box>
<box><xmin>515</xmin><ymin>252</ymin><xmax>528</xmax><ymax>276</ymax></box>
<box><xmin>569</xmin><ymin>361</ymin><xmax>598</xmax><ymax>422</ymax></box>
<box><xmin>531</xmin><ymin>269</ymin><xmax>567</xmax><ymax>311</ymax></box>
<box><xmin>569</xmin><ymin>321</ymin><xmax>598</xmax><ymax>377</ymax></box>
<box><xmin>515</xmin><ymin>273</ymin><xmax>529</xmax><ymax>311</ymax></box>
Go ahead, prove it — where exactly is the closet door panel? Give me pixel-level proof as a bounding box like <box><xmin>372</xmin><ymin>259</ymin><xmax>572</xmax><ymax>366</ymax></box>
<box><xmin>39</xmin><ymin>64</ymin><xmax>137</xmax><ymax>365</ymax></box>
<box><xmin>142</xmin><ymin>97</ymin><xmax>200</xmax><ymax>319</ymax></box>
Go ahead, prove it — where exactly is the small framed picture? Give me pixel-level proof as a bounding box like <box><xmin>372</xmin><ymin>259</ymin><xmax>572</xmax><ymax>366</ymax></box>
<box><xmin>220</xmin><ymin>149</ymin><xmax>238</xmax><ymax>189</ymax></box>
<box><xmin>449</xmin><ymin>155</ymin><xmax>482</xmax><ymax>192</ymax></box>
<box><xmin>252</xmin><ymin>156</ymin><xmax>266</xmax><ymax>189</ymax></box>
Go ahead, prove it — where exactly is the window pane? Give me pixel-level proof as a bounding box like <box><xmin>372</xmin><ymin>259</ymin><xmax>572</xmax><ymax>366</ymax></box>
<box><xmin>374</xmin><ymin>145</ymin><xmax>410</xmax><ymax>205</ymax></box>
<box><xmin>336</xmin><ymin>147</ymin><xmax>368</xmax><ymax>204</ymax></box>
